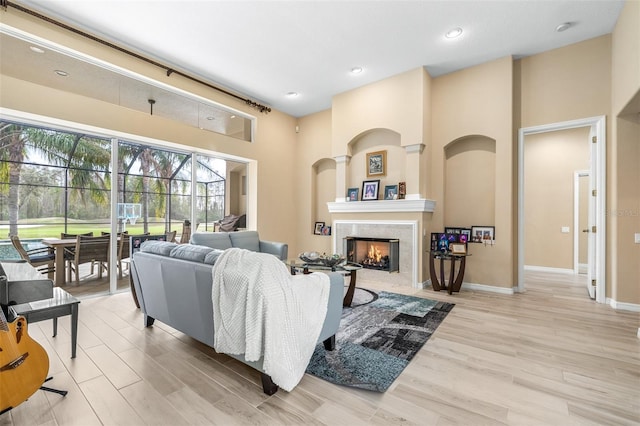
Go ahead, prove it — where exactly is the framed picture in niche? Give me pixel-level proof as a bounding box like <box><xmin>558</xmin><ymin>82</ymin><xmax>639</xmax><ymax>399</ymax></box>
<box><xmin>366</xmin><ymin>150</ymin><xmax>387</xmax><ymax>177</ymax></box>
<box><xmin>314</xmin><ymin>221</ymin><xmax>325</xmax><ymax>235</ymax></box>
<box><xmin>384</xmin><ymin>185</ymin><xmax>398</xmax><ymax>200</ymax></box>
<box><xmin>347</xmin><ymin>187</ymin><xmax>359</xmax><ymax>201</ymax></box>
<box><xmin>471</xmin><ymin>225</ymin><xmax>495</xmax><ymax>243</ymax></box>
<box><xmin>459</xmin><ymin>228</ymin><xmax>472</xmax><ymax>244</ymax></box>
<box><xmin>361</xmin><ymin>179</ymin><xmax>380</xmax><ymax>201</ymax></box>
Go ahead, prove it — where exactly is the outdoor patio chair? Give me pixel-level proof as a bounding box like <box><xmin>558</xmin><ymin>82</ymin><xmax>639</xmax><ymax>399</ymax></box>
<box><xmin>10</xmin><ymin>235</ymin><xmax>55</xmax><ymax>276</ymax></box>
<box><xmin>64</xmin><ymin>235</ymin><xmax>110</xmax><ymax>284</ymax></box>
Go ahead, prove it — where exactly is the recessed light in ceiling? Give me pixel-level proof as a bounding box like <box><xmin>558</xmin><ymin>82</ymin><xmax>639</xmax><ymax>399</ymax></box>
<box><xmin>230</xmin><ymin>115</ymin><xmax>236</xmax><ymax>119</ymax></box>
<box><xmin>206</xmin><ymin>116</ymin><xmax>215</xmax><ymax>121</ymax></box>
<box><xmin>286</xmin><ymin>91</ymin><xmax>299</xmax><ymax>98</ymax></box>
<box><xmin>350</xmin><ymin>67</ymin><xmax>363</xmax><ymax>75</ymax></box>
<box><xmin>29</xmin><ymin>46</ymin><xmax>45</xmax><ymax>54</ymax></box>
<box><xmin>555</xmin><ymin>22</ymin><xmax>572</xmax><ymax>32</ymax></box>
<box><xmin>54</xmin><ymin>70</ymin><xmax>69</xmax><ymax>77</ymax></box>
<box><xmin>445</xmin><ymin>27</ymin><xmax>463</xmax><ymax>39</ymax></box>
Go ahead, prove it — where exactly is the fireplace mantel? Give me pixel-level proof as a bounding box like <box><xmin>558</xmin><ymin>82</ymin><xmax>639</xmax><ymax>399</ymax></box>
<box><xmin>327</xmin><ymin>198</ymin><xmax>435</xmax><ymax>213</ymax></box>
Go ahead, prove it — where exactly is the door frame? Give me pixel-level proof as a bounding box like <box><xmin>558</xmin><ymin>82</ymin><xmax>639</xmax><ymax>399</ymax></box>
<box><xmin>517</xmin><ymin>116</ymin><xmax>606</xmax><ymax>303</ymax></box>
<box><xmin>573</xmin><ymin>170</ymin><xmax>590</xmax><ymax>275</ymax></box>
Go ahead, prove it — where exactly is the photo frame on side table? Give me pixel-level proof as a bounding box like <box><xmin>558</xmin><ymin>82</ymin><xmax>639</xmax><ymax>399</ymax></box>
<box><xmin>362</xmin><ymin>180</ymin><xmax>380</xmax><ymax>201</ymax></box>
<box><xmin>314</xmin><ymin>222</ymin><xmax>325</xmax><ymax>235</ymax></box>
<box><xmin>450</xmin><ymin>242</ymin><xmax>467</xmax><ymax>255</ymax></box>
<box><xmin>471</xmin><ymin>226</ymin><xmax>495</xmax><ymax>243</ymax></box>
<box><xmin>384</xmin><ymin>185</ymin><xmax>398</xmax><ymax>200</ymax></box>
<box><xmin>366</xmin><ymin>150</ymin><xmax>387</xmax><ymax>177</ymax></box>
<box><xmin>347</xmin><ymin>187</ymin><xmax>359</xmax><ymax>201</ymax></box>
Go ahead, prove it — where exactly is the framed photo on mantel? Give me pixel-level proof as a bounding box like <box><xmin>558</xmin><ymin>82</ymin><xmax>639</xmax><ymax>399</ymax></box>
<box><xmin>362</xmin><ymin>180</ymin><xmax>380</xmax><ymax>201</ymax></box>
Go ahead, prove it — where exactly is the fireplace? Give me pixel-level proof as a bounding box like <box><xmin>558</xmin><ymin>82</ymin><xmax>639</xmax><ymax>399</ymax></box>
<box><xmin>345</xmin><ymin>237</ymin><xmax>399</xmax><ymax>273</ymax></box>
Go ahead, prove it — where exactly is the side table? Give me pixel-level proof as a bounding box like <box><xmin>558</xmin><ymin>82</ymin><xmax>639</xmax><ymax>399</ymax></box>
<box><xmin>428</xmin><ymin>251</ymin><xmax>470</xmax><ymax>295</ymax></box>
<box><xmin>287</xmin><ymin>260</ymin><xmax>362</xmax><ymax>307</ymax></box>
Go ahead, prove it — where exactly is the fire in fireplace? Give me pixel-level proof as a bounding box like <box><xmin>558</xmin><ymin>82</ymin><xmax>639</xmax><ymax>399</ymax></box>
<box><xmin>344</xmin><ymin>237</ymin><xmax>399</xmax><ymax>272</ymax></box>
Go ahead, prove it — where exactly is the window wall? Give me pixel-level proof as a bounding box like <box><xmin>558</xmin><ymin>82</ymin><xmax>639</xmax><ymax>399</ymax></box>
<box><xmin>1</xmin><ymin>117</ymin><xmax>238</xmax><ymax>294</ymax></box>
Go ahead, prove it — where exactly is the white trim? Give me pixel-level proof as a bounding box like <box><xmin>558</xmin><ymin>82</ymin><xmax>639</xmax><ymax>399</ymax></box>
<box><xmin>334</xmin><ymin>155</ymin><xmax>351</xmax><ymax>164</ymax></box>
<box><xmin>404</xmin><ymin>144</ymin><xmax>425</xmax><ymax>154</ymax></box>
<box><xmin>332</xmin><ymin>220</ymin><xmax>419</xmax><ymax>288</ymax></box>
<box><xmin>518</xmin><ymin>116</ymin><xmax>606</xmax><ymax>303</ymax></box>
<box><xmin>606</xmin><ymin>298</ymin><xmax>640</xmax><ymax>312</ymax></box>
<box><xmin>327</xmin><ymin>199</ymin><xmax>435</xmax><ymax>213</ymax></box>
<box><xmin>461</xmin><ymin>282</ymin><xmax>516</xmax><ymax>295</ymax></box>
<box><xmin>524</xmin><ymin>265</ymin><xmax>575</xmax><ymax>275</ymax></box>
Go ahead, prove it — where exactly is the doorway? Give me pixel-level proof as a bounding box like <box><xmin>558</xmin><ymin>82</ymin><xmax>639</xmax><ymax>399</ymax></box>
<box><xmin>518</xmin><ymin>116</ymin><xmax>606</xmax><ymax>303</ymax></box>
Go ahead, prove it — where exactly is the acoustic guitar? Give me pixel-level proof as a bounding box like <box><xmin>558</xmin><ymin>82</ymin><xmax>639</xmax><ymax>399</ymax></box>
<box><xmin>0</xmin><ymin>308</ymin><xmax>49</xmax><ymax>414</ymax></box>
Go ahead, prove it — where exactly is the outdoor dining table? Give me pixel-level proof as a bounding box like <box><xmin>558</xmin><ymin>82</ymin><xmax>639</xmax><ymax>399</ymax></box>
<box><xmin>42</xmin><ymin>236</ymin><xmax>122</xmax><ymax>286</ymax></box>
<box><xmin>40</xmin><ymin>238</ymin><xmax>77</xmax><ymax>287</ymax></box>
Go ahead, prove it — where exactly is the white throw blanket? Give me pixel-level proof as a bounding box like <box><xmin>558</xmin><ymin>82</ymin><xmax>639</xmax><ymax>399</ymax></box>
<box><xmin>211</xmin><ymin>248</ymin><xmax>330</xmax><ymax>391</ymax></box>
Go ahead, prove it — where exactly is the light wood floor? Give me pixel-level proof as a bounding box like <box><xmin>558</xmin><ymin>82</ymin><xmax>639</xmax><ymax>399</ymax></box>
<box><xmin>2</xmin><ymin>271</ymin><xmax>639</xmax><ymax>425</ymax></box>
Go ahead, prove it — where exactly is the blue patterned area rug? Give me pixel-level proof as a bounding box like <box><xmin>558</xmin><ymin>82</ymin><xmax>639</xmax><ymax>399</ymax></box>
<box><xmin>305</xmin><ymin>290</ymin><xmax>454</xmax><ymax>392</ymax></box>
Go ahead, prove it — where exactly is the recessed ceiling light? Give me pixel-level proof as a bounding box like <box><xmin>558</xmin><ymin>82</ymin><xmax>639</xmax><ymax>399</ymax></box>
<box><xmin>445</xmin><ymin>27</ymin><xmax>463</xmax><ymax>39</ymax></box>
<box><xmin>350</xmin><ymin>66</ymin><xmax>363</xmax><ymax>74</ymax></box>
<box><xmin>230</xmin><ymin>115</ymin><xmax>236</xmax><ymax>119</ymax></box>
<box><xmin>206</xmin><ymin>116</ymin><xmax>215</xmax><ymax>121</ymax></box>
<box><xmin>29</xmin><ymin>46</ymin><xmax>45</xmax><ymax>54</ymax></box>
<box><xmin>54</xmin><ymin>70</ymin><xmax>69</xmax><ymax>77</ymax></box>
<box><xmin>286</xmin><ymin>91</ymin><xmax>299</xmax><ymax>98</ymax></box>
<box><xmin>555</xmin><ymin>22</ymin><xmax>572</xmax><ymax>32</ymax></box>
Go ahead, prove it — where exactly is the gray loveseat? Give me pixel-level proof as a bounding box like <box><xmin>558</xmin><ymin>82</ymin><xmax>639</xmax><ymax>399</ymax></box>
<box><xmin>130</xmin><ymin>231</ymin><xmax>343</xmax><ymax>395</ymax></box>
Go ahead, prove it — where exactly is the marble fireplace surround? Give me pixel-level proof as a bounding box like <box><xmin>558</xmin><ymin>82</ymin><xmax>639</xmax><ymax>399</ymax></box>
<box><xmin>333</xmin><ymin>220</ymin><xmax>419</xmax><ymax>288</ymax></box>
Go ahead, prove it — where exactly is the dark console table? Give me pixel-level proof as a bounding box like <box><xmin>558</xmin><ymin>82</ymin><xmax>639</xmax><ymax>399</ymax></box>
<box><xmin>428</xmin><ymin>251</ymin><xmax>470</xmax><ymax>295</ymax></box>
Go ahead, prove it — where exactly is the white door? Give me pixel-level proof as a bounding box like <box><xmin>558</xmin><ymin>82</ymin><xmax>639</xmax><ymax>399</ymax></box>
<box><xmin>574</xmin><ymin>171</ymin><xmax>590</xmax><ymax>275</ymax></box>
<box><xmin>586</xmin><ymin>126</ymin><xmax>598</xmax><ymax>299</ymax></box>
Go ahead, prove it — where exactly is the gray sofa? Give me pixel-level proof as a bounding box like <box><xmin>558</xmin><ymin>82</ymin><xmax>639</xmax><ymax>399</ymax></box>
<box><xmin>190</xmin><ymin>230</ymin><xmax>288</xmax><ymax>261</ymax></box>
<box><xmin>130</xmin><ymin>232</ymin><xmax>343</xmax><ymax>395</ymax></box>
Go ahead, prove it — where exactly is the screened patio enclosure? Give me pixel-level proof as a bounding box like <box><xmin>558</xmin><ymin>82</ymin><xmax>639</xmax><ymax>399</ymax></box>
<box><xmin>0</xmin><ymin>119</ymin><xmax>247</xmax><ymax>290</ymax></box>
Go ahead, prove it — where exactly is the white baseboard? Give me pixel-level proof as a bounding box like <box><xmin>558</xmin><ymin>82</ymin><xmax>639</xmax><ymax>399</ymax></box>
<box><xmin>524</xmin><ymin>265</ymin><xmax>575</xmax><ymax>275</ymax></box>
<box><xmin>424</xmin><ymin>279</ymin><xmax>515</xmax><ymax>294</ymax></box>
<box><xmin>606</xmin><ymin>298</ymin><xmax>640</xmax><ymax>312</ymax></box>
<box><xmin>461</xmin><ymin>282</ymin><xmax>515</xmax><ymax>294</ymax></box>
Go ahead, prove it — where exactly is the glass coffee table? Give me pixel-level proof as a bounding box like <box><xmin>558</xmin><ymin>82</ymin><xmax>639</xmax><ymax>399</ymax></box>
<box><xmin>286</xmin><ymin>259</ymin><xmax>362</xmax><ymax>307</ymax></box>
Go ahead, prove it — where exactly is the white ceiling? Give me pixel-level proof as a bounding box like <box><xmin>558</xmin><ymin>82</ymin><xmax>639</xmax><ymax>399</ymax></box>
<box><xmin>13</xmin><ymin>0</ymin><xmax>626</xmax><ymax>117</ymax></box>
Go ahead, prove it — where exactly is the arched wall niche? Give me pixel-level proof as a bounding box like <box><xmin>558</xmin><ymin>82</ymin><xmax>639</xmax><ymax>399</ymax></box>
<box><xmin>312</xmin><ymin>158</ymin><xmax>336</xmax><ymax>226</ymax></box>
<box><xmin>347</xmin><ymin>128</ymin><xmax>404</xmax><ymax>194</ymax></box>
<box><xmin>443</xmin><ymin>135</ymin><xmax>496</xmax><ymax>227</ymax></box>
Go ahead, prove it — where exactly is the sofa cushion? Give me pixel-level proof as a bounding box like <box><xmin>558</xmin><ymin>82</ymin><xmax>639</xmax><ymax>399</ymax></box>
<box><xmin>140</xmin><ymin>240</ymin><xmax>178</xmax><ymax>256</ymax></box>
<box><xmin>170</xmin><ymin>244</ymin><xmax>215</xmax><ymax>263</ymax></box>
<box><xmin>190</xmin><ymin>232</ymin><xmax>233</xmax><ymax>250</ymax></box>
<box><xmin>203</xmin><ymin>249</ymin><xmax>225</xmax><ymax>265</ymax></box>
<box><xmin>229</xmin><ymin>231</ymin><xmax>260</xmax><ymax>252</ymax></box>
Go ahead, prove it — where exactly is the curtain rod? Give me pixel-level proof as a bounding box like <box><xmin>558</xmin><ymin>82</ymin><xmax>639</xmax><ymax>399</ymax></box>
<box><xmin>2</xmin><ymin>0</ymin><xmax>272</xmax><ymax>113</ymax></box>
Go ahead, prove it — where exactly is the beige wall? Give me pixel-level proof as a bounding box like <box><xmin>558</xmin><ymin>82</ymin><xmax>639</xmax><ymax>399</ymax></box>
<box><xmin>431</xmin><ymin>56</ymin><xmax>514</xmax><ymax>288</ymax></box>
<box><xmin>294</xmin><ymin>110</ymin><xmax>334</xmax><ymax>256</ymax></box>
<box><xmin>610</xmin><ymin>0</ymin><xmax>640</xmax><ymax>306</ymax></box>
<box><xmin>523</xmin><ymin>127</ymin><xmax>590</xmax><ymax>270</ymax></box>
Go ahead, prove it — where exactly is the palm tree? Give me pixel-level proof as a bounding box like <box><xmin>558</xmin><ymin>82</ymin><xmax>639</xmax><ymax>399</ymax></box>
<box><xmin>0</xmin><ymin>122</ymin><xmax>111</xmax><ymax>236</ymax></box>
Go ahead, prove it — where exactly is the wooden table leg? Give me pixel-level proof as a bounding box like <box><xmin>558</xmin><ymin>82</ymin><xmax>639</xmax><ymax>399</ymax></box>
<box><xmin>448</xmin><ymin>257</ymin><xmax>457</xmax><ymax>295</ymax></box>
<box><xmin>343</xmin><ymin>270</ymin><xmax>357</xmax><ymax>307</ymax></box>
<box><xmin>451</xmin><ymin>255</ymin><xmax>467</xmax><ymax>293</ymax></box>
<box><xmin>429</xmin><ymin>252</ymin><xmax>442</xmax><ymax>291</ymax></box>
<box><xmin>53</xmin><ymin>247</ymin><xmax>66</xmax><ymax>287</ymax></box>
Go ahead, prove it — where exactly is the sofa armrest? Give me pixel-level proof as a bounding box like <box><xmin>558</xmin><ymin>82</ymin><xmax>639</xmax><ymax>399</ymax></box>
<box><xmin>259</xmin><ymin>240</ymin><xmax>288</xmax><ymax>261</ymax></box>
<box><xmin>317</xmin><ymin>272</ymin><xmax>343</xmax><ymax>342</ymax></box>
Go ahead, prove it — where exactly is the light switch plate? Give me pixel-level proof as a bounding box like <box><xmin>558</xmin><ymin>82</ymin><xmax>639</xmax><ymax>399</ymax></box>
<box><xmin>635</xmin><ymin>233</ymin><xmax>640</xmax><ymax>244</ymax></box>
<box><xmin>561</xmin><ymin>226</ymin><xmax>570</xmax><ymax>233</ymax></box>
